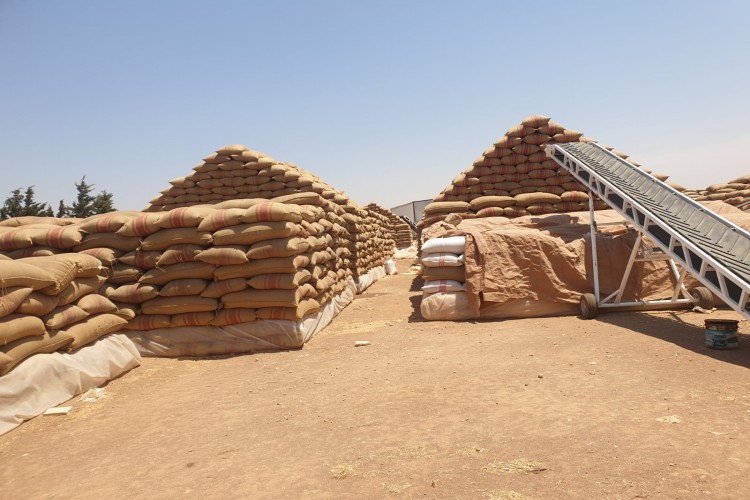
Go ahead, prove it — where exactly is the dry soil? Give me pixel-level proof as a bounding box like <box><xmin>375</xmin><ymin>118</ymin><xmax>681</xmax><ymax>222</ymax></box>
<box><xmin>2</xmin><ymin>259</ymin><xmax>750</xmax><ymax>499</ymax></box>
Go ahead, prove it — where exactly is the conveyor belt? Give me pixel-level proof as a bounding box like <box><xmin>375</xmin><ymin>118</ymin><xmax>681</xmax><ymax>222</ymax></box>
<box><xmin>546</xmin><ymin>142</ymin><xmax>750</xmax><ymax>317</ymax></box>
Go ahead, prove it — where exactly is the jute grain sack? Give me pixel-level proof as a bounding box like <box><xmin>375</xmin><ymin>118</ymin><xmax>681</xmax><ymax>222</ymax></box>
<box><xmin>0</xmin><ymin>216</ymin><xmax>73</xmax><ymax>227</ymax></box>
<box><xmin>169</xmin><ymin>312</ymin><xmax>215</xmax><ymax>328</ymax></box>
<box><xmin>200</xmin><ymin>278</ymin><xmax>248</xmax><ymax>298</ymax></box>
<box><xmin>469</xmin><ymin>196</ymin><xmax>516</xmax><ymax>211</ymax></box>
<box><xmin>560</xmin><ymin>191</ymin><xmax>589</xmax><ymax>202</ymax></box>
<box><xmin>216</xmin><ymin>144</ymin><xmax>248</xmax><ymax>155</ymax></box>
<box><xmin>212</xmin><ymin>221</ymin><xmax>302</xmax><ymax>246</ymax></box>
<box><xmin>156</xmin><ymin>206</ymin><xmax>217</xmax><ymax>229</ymax></box>
<box><xmin>194</xmin><ymin>245</ymin><xmax>249</xmax><ymax>265</ymax></box>
<box><xmin>78</xmin><ymin>247</ymin><xmax>122</xmax><ymax>266</ymax></box>
<box><xmin>0</xmin><ymin>228</ymin><xmax>34</xmax><ymax>251</ymax></box>
<box><xmin>57</xmin><ymin>276</ymin><xmax>107</xmax><ymax>306</ymax></box>
<box><xmin>526</xmin><ymin>203</ymin><xmax>557</xmax><ymax>215</ymax></box>
<box><xmin>214</xmin><ymin>254</ymin><xmax>311</xmax><ymax>280</ymax></box>
<box><xmin>170</xmin><ymin>176</ymin><xmax>195</xmax><ymax>189</ymax></box>
<box><xmin>141</xmin><ymin>227</ymin><xmax>212</xmax><ymax>251</ymax></box>
<box><xmin>78</xmin><ymin>212</ymin><xmax>138</xmax><ymax>233</ymax></box>
<box><xmin>156</xmin><ymin>244</ymin><xmax>205</xmax><ymax>266</ymax></box>
<box><xmin>246</xmin><ymin>237</ymin><xmax>311</xmax><ymax>260</ymax></box>
<box><xmin>15</xmin><ymin>256</ymin><xmax>78</xmax><ymax>295</ymax></box>
<box><xmin>16</xmin><ymin>292</ymin><xmax>60</xmax><ymax>316</ymax></box>
<box><xmin>3</xmin><ymin>246</ymin><xmax>60</xmax><ymax>258</ymax></box>
<box><xmin>255</xmin><ymin>299</ymin><xmax>321</xmax><ymax>320</ymax></box>
<box><xmin>140</xmin><ymin>262</ymin><xmax>216</xmax><ymax>286</ymax></box>
<box><xmin>553</xmin><ymin>130</ymin><xmax>583</xmax><ymax>142</ymax></box>
<box><xmin>116</xmin><ymin>212</ymin><xmax>163</xmax><ymax>237</ymax></box>
<box><xmin>0</xmin><ymin>331</ymin><xmax>73</xmax><ymax>376</ymax></box>
<box><xmin>102</xmin><ymin>283</ymin><xmax>160</xmax><ymax>303</ymax></box>
<box><xmin>111</xmin><ymin>302</ymin><xmax>137</xmax><ymax>321</ymax></box>
<box><xmin>196</xmin><ymin>208</ymin><xmax>246</xmax><ymax>231</ymax></box>
<box><xmin>210</xmin><ymin>308</ymin><xmax>257</xmax><ymax>326</ymax></box>
<box><xmin>124</xmin><ymin>314</ymin><xmax>171</xmax><ymax>331</ymax></box>
<box><xmin>119</xmin><ymin>250</ymin><xmax>161</xmax><ymax>269</ymax></box>
<box><xmin>0</xmin><ymin>287</ymin><xmax>33</xmax><ymax>319</ymax></box>
<box><xmin>221</xmin><ymin>285</ymin><xmax>315</xmax><ymax>309</ymax></box>
<box><xmin>0</xmin><ymin>314</ymin><xmax>46</xmax><ymax>344</ymax></box>
<box><xmin>213</xmin><ymin>198</ymin><xmax>265</xmax><ymax>210</ymax></box>
<box><xmin>239</xmin><ymin>202</ymin><xmax>304</xmax><ymax>224</ymax></box>
<box><xmin>104</xmin><ymin>264</ymin><xmax>142</xmax><ymax>285</ymax></box>
<box><xmin>77</xmin><ymin>294</ymin><xmax>118</xmax><ymax>315</ymax></box>
<box><xmin>58</xmin><ymin>252</ymin><xmax>108</xmax><ymax>279</ymax></box>
<box><xmin>141</xmin><ymin>296</ymin><xmax>218</xmax><ymax>315</ymax></box>
<box><xmin>74</xmin><ymin>232</ymin><xmax>140</xmax><ymax>252</ymax></box>
<box><xmin>43</xmin><ymin>304</ymin><xmax>89</xmax><ymax>330</ymax></box>
<box><xmin>476</xmin><ymin>207</ymin><xmax>507</xmax><ymax>218</ymax></box>
<box><xmin>423</xmin><ymin>201</ymin><xmax>471</xmax><ymax>216</ymax></box>
<box><xmin>159</xmin><ymin>278</ymin><xmax>210</xmax><ymax>297</ymax></box>
<box><xmin>521</xmin><ymin>115</ymin><xmax>551</xmax><ymax>127</ymax></box>
<box><xmin>247</xmin><ymin>270</ymin><xmax>312</xmax><ymax>290</ymax></box>
<box><xmin>28</xmin><ymin>225</ymin><xmax>83</xmax><ymax>249</ymax></box>
<box><xmin>513</xmin><ymin>192</ymin><xmax>562</xmax><ymax>207</ymax></box>
<box><xmin>421</xmin><ymin>265</ymin><xmax>466</xmax><ymax>282</ymax></box>
<box><xmin>64</xmin><ymin>313</ymin><xmax>128</xmax><ymax>351</ymax></box>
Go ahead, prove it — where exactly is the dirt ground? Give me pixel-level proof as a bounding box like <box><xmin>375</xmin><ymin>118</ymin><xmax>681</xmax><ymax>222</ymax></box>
<box><xmin>2</xmin><ymin>258</ymin><xmax>750</xmax><ymax>499</ymax></box>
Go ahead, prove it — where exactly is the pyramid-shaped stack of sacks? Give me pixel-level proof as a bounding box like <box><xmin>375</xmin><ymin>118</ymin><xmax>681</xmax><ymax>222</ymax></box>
<box><xmin>420</xmin><ymin>115</ymin><xmax>676</xmax><ymax>229</ymax></box>
<box><xmin>366</xmin><ymin>203</ymin><xmax>414</xmax><ymax>249</ymax></box>
<box><xmin>144</xmin><ymin>144</ymin><xmax>396</xmax><ymax>283</ymax></box>
<box><xmin>0</xmin><ymin>247</ymin><xmax>130</xmax><ymax>376</ymax></box>
<box><xmin>97</xmin><ymin>195</ymin><xmax>352</xmax><ymax>330</ymax></box>
<box><xmin>690</xmin><ymin>175</ymin><xmax>750</xmax><ymax>209</ymax></box>
<box><xmin>344</xmin><ymin>207</ymin><xmax>396</xmax><ymax>278</ymax></box>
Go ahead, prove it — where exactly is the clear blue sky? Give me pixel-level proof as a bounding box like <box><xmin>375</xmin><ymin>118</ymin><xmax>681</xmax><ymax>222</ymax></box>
<box><xmin>1</xmin><ymin>1</ymin><xmax>749</xmax><ymax>211</ymax></box>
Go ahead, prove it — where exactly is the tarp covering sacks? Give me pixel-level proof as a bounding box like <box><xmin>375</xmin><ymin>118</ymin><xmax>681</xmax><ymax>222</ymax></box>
<box><xmin>419</xmin><ymin>202</ymin><xmax>746</xmax><ymax>321</ymax></box>
<box><xmin>0</xmin><ymin>333</ymin><xmax>141</xmax><ymax>436</ymax></box>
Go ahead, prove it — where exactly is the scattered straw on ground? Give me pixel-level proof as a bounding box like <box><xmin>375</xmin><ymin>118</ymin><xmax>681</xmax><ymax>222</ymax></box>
<box><xmin>483</xmin><ymin>459</ymin><xmax>548</xmax><ymax>474</ymax></box>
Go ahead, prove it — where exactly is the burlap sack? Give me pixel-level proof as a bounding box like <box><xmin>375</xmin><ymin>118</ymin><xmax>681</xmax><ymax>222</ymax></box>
<box><xmin>64</xmin><ymin>313</ymin><xmax>128</xmax><ymax>351</ymax></box>
<box><xmin>141</xmin><ymin>228</ymin><xmax>212</xmax><ymax>251</ymax></box>
<box><xmin>195</xmin><ymin>245</ymin><xmax>249</xmax><ymax>265</ymax></box>
<box><xmin>157</xmin><ymin>206</ymin><xmax>217</xmax><ymax>229</ymax></box>
<box><xmin>255</xmin><ymin>299</ymin><xmax>321</xmax><ymax>320</ymax></box>
<box><xmin>247</xmin><ymin>270</ymin><xmax>312</xmax><ymax>290</ymax></box>
<box><xmin>140</xmin><ymin>262</ymin><xmax>216</xmax><ymax>286</ymax></box>
<box><xmin>141</xmin><ymin>296</ymin><xmax>218</xmax><ymax>315</ymax></box>
<box><xmin>214</xmin><ymin>254</ymin><xmax>311</xmax><ymax>280</ymax></box>
<box><xmin>124</xmin><ymin>314</ymin><xmax>171</xmax><ymax>331</ymax></box>
<box><xmin>156</xmin><ymin>244</ymin><xmax>204</xmax><ymax>266</ymax></box>
<box><xmin>77</xmin><ymin>294</ymin><xmax>118</xmax><ymax>315</ymax></box>
<box><xmin>212</xmin><ymin>221</ymin><xmax>302</xmax><ymax>246</ymax></box>
<box><xmin>0</xmin><ymin>331</ymin><xmax>73</xmax><ymax>376</ymax></box>
<box><xmin>119</xmin><ymin>250</ymin><xmax>161</xmax><ymax>269</ymax></box>
<box><xmin>43</xmin><ymin>304</ymin><xmax>90</xmax><ymax>330</ymax></box>
<box><xmin>169</xmin><ymin>312</ymin><xmax>215</xmax><ymax>328</ymax></box>
<box><xmin>159</xmin><ymin>278</ymin><xmax>210</xmax><ymax>297</ymax></box>
<box><xmin>116</xmin><ymin>213</ymin><xmax>164</xmax><ymax>237</ymax></box>
<box><xmin>0</xmin><ymin>287</ymin><xmax>33</xmax><ymax>319</ymax></box>
<box><xmin>210</xmin><ymin>308</ymin><xmax>257</xmax><ymax>326</ymax></box>
<box><xmin>200</xmin><ymin>278</ymin><xmax>248</xmax><ymax>298</ymax></box>
<box><xmin>0</xmin><ymin>314</ymin><xmax>46</xmax><ymax>344</ymax></box>
<box><xmin>57</xmin><ymin>276</ymin><xmax>107</xmax><ymax>306</ymax></box>
<box><xmin>15</xmin><ymin>292</ymin><xmax>60</xmax><ymax>316</ymax></box>
<box><xmin>102</xmin><ymin>283</ymin><xmax>160</xmax><ymax>304</ymax></box>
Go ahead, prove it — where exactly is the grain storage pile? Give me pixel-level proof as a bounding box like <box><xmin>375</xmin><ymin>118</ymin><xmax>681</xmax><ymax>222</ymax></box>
<box><xmin>0</xmin><ymin>251</ymin><xmax>131</xmax><ymax>376</ymax></box>
<box><xmin>366</xmin><ymin>203</ymin><xmax>414</xmax><ymax>249</ymax></box>
<box><xmin>144</xmin><ymin>144</ymin><xmax>396</xmax><ymax>287</ymax></box>
<box><xmin>690</xmin><ymin>176</ymin><xmax>750</xmax><ymax>209</ymax></box>
<box><xmin>419</xmin><ymin>115</ymin><xmax>677</xmax><ymax>230</ymax></box>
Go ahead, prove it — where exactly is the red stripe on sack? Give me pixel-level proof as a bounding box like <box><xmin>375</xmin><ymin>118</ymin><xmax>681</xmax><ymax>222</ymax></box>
<box><xmin>134</xmin><ymin>216</ymin><xmax>148</xmax><ymax>236</ymax></box>
<box><xmin>258</xmin><ymin>203</ymin><xmax>272</xmax><ymax>222</ymax></box>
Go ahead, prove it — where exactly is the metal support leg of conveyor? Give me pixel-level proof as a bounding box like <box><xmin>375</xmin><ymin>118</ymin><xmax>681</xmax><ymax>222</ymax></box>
<box><xmin>581</xmin><ymin>196</ymin><xmax>697</xmax><ymax>319</ymax></box>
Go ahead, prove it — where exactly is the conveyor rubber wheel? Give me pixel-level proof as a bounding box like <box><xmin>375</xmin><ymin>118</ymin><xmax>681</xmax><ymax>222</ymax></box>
<box><xmin>580</xmin><ymin>293</ymin><xmax>598</xmax><ymax>319</ymax></box>
<box><xmin>690</xmin><ymin>287</ymin><xmax>714</xmax><ymax>309</ymax></box>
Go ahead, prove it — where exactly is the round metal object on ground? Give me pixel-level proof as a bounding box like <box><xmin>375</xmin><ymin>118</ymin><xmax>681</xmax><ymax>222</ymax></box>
<box><xmin>580</xmin><ymin>293</ymin><xmax>598</xmax><ymax>319</ymax></box>
<box><xmin>690</xmin><ymin>287</ymin><xmax>714</xmax><ymax>309</ymax></box>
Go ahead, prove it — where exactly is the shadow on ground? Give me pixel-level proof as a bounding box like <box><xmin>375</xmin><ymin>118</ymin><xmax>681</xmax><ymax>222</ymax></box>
<box><xmin>599</xmin><ymin>311</ymin><xmax>750</xmax><ymax>369</ymax></box>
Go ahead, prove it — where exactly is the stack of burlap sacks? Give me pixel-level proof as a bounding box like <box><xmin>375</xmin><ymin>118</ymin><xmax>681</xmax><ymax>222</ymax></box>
<box><xmin>688</xmin><ymin>176</ymin><xmax>750</xmax><ymax>209</ymax></box>
<box><xmin>419</xmin><ymin>115</ymin><xmax>678</xmax><ymax>229</ymax></box>
<box><xmin>0</xmin><ymin>244</ymin><xmax>129</xmax><ymax>376</ymax></box>
<box><xmin>366</xmin><ymin>203</ymin><xmax>414</xmax><ymax>249</ymax></box>
<box><xmin>145</xmin><ymin>144</ymin><xmax>396</xmax><ymax>282</ymax></box>
<box><xmin>418</xmin><ymin>235</ymin><xmax>468</xmax><ymax>319</ymax></box>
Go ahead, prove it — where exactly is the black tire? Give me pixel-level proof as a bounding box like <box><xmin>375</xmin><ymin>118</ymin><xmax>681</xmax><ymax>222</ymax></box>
<box><xmin>580</xmin><ymin>293</ymin><xmax>598</xmax><ymax>319</ymax></box>
<box><xmin>691</xmin><ymin>287</ymin><xmax>714</xmax><ymax>309</ymax></box>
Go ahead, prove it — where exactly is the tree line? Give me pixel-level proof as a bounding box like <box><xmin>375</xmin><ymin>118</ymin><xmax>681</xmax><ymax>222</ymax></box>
<box><xmin>0</xmin><ymin>177</ymin><xmax>116</xmax><ymax>221</ymax></box>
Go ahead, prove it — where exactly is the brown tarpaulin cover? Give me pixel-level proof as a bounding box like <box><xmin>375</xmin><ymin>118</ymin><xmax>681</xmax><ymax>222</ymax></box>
<box><xmin>422</xmin><ymin>202</ymin><xmax>748</xmax><ymax>320</ymax></box>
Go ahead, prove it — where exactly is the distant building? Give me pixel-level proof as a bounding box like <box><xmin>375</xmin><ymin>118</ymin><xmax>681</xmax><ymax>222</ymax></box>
<box><xmin>390</xmin><ymin>199</ymin><xmax>431</xmax><ymax>224</ymax></box>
